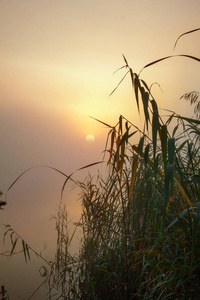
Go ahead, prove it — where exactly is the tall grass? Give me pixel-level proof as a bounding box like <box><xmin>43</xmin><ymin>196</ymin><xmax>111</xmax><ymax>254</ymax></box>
<box><xmin>2</xmin><ymin>29</ymin><xmax>200</xmax><ymax>299</ymax></box>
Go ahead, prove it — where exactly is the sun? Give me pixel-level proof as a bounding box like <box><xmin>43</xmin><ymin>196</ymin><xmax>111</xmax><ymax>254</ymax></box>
<box><xmin>85</xmin><ymin>134</ymin><xmax>95</xmax><ymax>142</ymax></box>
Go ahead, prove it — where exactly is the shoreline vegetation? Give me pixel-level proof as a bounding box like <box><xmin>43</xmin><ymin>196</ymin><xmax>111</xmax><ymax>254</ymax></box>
<box><xmin>1</xmin><ymin>29</ymin><xmax>200</xmax><ymax>299</ymax></box>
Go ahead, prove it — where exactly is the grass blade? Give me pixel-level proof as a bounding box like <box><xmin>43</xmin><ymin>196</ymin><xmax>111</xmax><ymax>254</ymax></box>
<box><xmin>152</xmin><ymin>110</ymin><xmax>159</xmax><ymax>161</ymax></box>
<box><xmin>140</xmin><ymin>55</ymin><xmax>200</xmax><ymax>75</ymax></box>
<box><xmin>160</xmin><ymin>125</ymin><xmax>168</xmax><ymax>172</ymax></box>
<box><xmin>168</xmin><ymin>138</ymin><xmax>175</xmax><ymax>165</ymax></box>
<box><xmin>129</xmin><ymin>156</ymin><xmax>138</xmax><ymax>199</ymax></box>
<box><xmin>173</xmin><ymin>28</ymin><xmax>200</xmax><ymax>50</ymax></box>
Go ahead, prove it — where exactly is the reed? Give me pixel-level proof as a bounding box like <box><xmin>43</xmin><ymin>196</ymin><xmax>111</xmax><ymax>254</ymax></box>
<box><xmin>49</xmin><ymin>28</ymin><xmax>200</xmax><ymax>299</ymax></box>
<box><xmin>3</xmin><ymin>28</ymin><xmax>200</xmax><ymax>299</ymax></box>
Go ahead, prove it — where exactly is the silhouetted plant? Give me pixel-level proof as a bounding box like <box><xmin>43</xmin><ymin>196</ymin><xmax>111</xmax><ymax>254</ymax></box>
<box><xmin>2</xmin><ymin>28</ymin><xmax>200</xmax><ymax>299</ymax></box>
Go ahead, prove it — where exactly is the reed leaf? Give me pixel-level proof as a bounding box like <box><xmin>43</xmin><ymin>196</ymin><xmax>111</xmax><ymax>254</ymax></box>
<box><xmin>129</xmin><ymin>155</ymin><xmax>138</xmax><ymax>199</ymax></box>
<box><xmin>168</xmin><ymin>138</ymin><xmax>175</xmax><ymax>165</ymax></box>
<box><xmin>133</xmin><ymin>73</ymin><xmax>140</xmax><ymax>113</ymax></box>
<box><xmin>120</xmin><ymin>140</ymin><xmax>125</xmax><ymax>183</ymax></box>
<box><xmin>138</xmin><ymin>135</ymin><xmax>145</xmax><ymax>155</ymax></box>
<box><xmin>160</xmin><ymin>125</ymin><xmax>168</xmax><ymax>172</ymax></box>
<box><xmin>173</xmin><ymin>28</ymin><xmax>200</xmax><ymax>50</ymax></box>
<box><xmin>152</xmin><ymin>110</ymin><xmax>159</xmax><ymax>161</ymax></box>
<box><xmin>140</xmin><ymin>54</ymin><xmax>200</xmax><ymax>74</ymax></box>
<box><xmin>141</xmin><ymin>89</ymin><xmax>149</xmax><ymax>130</ymax></box>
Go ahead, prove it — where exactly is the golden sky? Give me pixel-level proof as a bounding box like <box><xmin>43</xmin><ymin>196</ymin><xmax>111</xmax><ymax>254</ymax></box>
<box><xmin>0</xmin><ymin>0</ymin><xmax>200</xmax><ymax>298</ymax></box>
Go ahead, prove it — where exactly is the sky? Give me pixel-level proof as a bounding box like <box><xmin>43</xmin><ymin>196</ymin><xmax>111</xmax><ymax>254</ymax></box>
<box><xmin>0</xmin><ymin>0</ymin><xmax>200</xmax><ymax>298</ymax></box>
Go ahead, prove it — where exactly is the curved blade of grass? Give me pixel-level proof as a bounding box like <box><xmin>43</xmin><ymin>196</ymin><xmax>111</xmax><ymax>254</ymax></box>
<box><xmin>134</xmin><ymin>73</ymin><xmax>140</xmax><ymax>113</ymax></box>
<box><xmin>103</xmin><ymin>128</ymin><xmax>113</xmax><ymax>161</ymax></box>
<box><xmin>141</xmin><ymin>89</ymin><xmax>149</xmax><ymax>130</ymax></box>
<box><xmin>109</xmin><ymin>130</ymin><xmax>116</xmax><ymax>166</ymax></box>
<box><xmin>160</xmin><ymin>125</ymin><xmax>168</xmax><ymax>172</ymax></box>
<box><xmin>177</xmin><ymin>139</ymin><xmax>188</xmax><ymax>152</ymax></box>
<box><xmin>89</xmin><ymin>116</ymin><xmax>113</xmax><ymax>128</ymax></box>
<box><xmin>174</xmin><ymin>115</ymin><xmax>200</xmax><ymax>125</ymax></box>
<box><xmin>152</xmin><ymin>110</ymin><xmax>159</xmax><ymax>161</ymax></box>
<box><xmin>138</xmin><ymin>136</ymin><xmax>145</xmax><ymax>155</ymax></box>
<box><xmin>10</xmin><ymin>236</ymin><xmax>18</xmax><ymax>256</ymax></box>
<box><xmin>144</xmin><ymin>143</ymin><xmax>150</xmax><ymax>166</ymax></box>
<box><xmin>172</xmin><ymin>124</ymin><xmax>179</xmax><ymax>137</ymax></box>
<box><xmin>22</xmin><ymin>240</ymin><xmax>27</xmax><ymax>263</ymax></box>
<box><xmin>108</xmin><ymin>71</ymin><xmax>129</xmax><ymax>97</ymax></box>
<box><xmin>61</xmin><ymin>161</ymin><xmax>103</xmax><ymax>201</ymax></box>
<box><xmin>5</xmin><ymin>162</ymin><xmax>102</xmax><ymax>205</ymax></box>
<box><xmin>151</xmin><ymin>99</ymin><xmax>158</xmax><ymax>112</ymax></box>
<box><xmin>120</xmin><ymin>140</ymin><xmax>125</xmax><ymax>183</ymax></box>
<box><xmin>3</xmin><ymin>226</ymin><xmax>13</xmax><ymax>243</ymax></box>
<box><xmin>168</xmin><ymin>138</ymin><xmax>175</xmax><ymax>165</ymax></box>
<box><xmin>122</xmin><ymin>53</ymin><xmax>129</xmax><ymax>67</ymax></box>
<box><xmin>173</xmin><ymin>28</ymin><xmax>200</xmax><ymax>51</ymax></box>
<box><xmin>5</xmin><ymin>165</ymin><xmax>76</xmax><ymax>201</ymax></box>
<box><xmin>130</xmin><ymin>68</ymin><xmax>135</xmax><ymax>91</ymax></box>
<box><xmin>139</xmin><ymin>55</ymin><xmax>200</xmax><ymax>75</ymax></box>
<box><xmin>129</xmin><ymin>155</ymin><xmax>138</xmax><ymax>199</ymax></box>
<box><xmin>119</xmin><ymin>115</ymin><xmax>123</xmax><ymax>135</ymax></box>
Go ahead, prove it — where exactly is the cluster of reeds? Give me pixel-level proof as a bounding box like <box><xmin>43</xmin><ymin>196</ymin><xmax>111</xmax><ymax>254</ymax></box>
<box><xmin>47</xmin><ymin>29</ymin><xmax>200</xmax><ymax>299</ymax></box>
<box><xmin>2</xmin><ymin>28</ymin><xmax>200</xmax><ymax>299</ymax></box>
